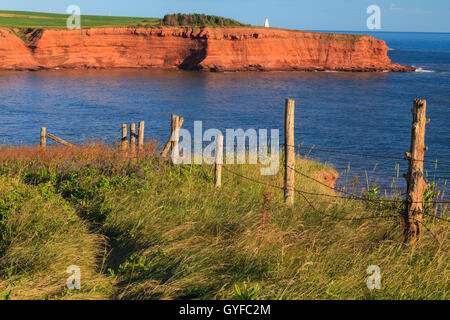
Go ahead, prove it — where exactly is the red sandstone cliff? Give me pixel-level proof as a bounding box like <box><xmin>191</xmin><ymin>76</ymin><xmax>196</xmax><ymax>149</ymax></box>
<box><xmin>0</xmin><ymin>27</ymin><xmax>414</xmax><ymax>72</ymax></box>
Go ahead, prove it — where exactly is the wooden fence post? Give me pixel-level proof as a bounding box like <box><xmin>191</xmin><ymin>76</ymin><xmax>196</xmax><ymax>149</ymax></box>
<box><xmin>215</xmin><ymin>134</ymin><xmax>224</xmax><ymax>188</ymax></box>
<box><xmin>138</xmin><ymin>121</ymin><xmax>145</xmax><ymax>151</ymax></box>
<box><xmin>121</xmin><ymin>123</ymin><xmax>128</xmax><ymax>153</ymax></box>
<box><xmin>161</xmin><ymin>114</ymin><xmax>184</xmax><ymax>158</ymax></box>
<box><xmin>47</xmin><ymin>134</ymin><xmax>74</xmax><ymax>147</ymax></box>
<box><xmin>404</xmin><ymin>99</ymin><xmax>428</xmax><ymax>244</ymax></box>
<box><xmin>170</xmin><ymin>115</ymin><xmax>179</xmax><ymax>153</ymax></box>
<box><xmin>284</xmin><ymin>99</ymin><xmax>295</xmax><ymax>206</ymax></box>
<box><xmin>161</xmin><ymin>114</ymin><xmax>177</xmax><ymax>157</ymax></box>
<box><xmin>130</xmin><ymin>123</ymin><xmax>136</xmax><ymax>155</ymax></box>
<box><xmin>40</xmin><ymin>127</ymin><xmax>46</xmax><ymax>148</ymax></box>
<box><xmin>171</xmin><ymin>116</ymin><xmax>180</xmax><ymax>162</ymax></box>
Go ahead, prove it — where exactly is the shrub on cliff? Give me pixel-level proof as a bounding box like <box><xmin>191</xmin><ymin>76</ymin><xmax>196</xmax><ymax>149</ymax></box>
<box><xmin>161</xmin><ymin>13</ymin><xmax>248</xmax><ymax>27</ymax></box>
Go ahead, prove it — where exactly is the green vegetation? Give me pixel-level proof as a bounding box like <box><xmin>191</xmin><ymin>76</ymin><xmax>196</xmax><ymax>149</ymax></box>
<box><xmin>0</xmin><ymin>10</ymin><xmax>248</xmax><ymax>29</ymax></box>
<box><xmin>0</xmin><ymin>10</ymin><xmax>160</xmax><ymax>28</ymax></box>
<box><xmin>161</xmin><ymin>13</ymin><xmax>248</xmax><ymax>27</ymax></box>
<box><xmin>0</xmin><ymin>144</ymin><xmax>447</xmax><ymax>300</ymax></box>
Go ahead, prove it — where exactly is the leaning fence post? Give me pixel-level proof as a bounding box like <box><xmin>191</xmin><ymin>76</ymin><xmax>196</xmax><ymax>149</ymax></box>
<box><xmin>121</xmin><ymin>123</ymin><xmax>128</xmax><ymax>153</ymax></box>
<box><xmin>47</xmin><ymin>134</ymin><xmax>74</xmax><ymax>147</ymax></box>
<box><xmin>170</xmin><ymin>115</ymin><xmax>179</xmax><ymax>153</ymax></box>
<box><xmin>215</xmin><ymin>134</ymin><xmax>224</xmax><ymax>188</ymax></box>
<box><xmin>170</xmin><ymin>116</ymin><xmax>180</xmax><ymax>163</ymax></box>
<box><xmin>162</xmin><ymin>114</ymin><xmax>184</xmax><ymax>158</ymax></box>
<box><xmin>404</xmin><ymin>99</ymin><xmax>428</xmax><ymax>244</ymax></box>
<box><xmin>130</xmin><ymin>123</ymin><xmax>136</xmax><ymax>155</ymax></box>
<box><xmin>161</xmin><ymin>114</ymin><xmax>177</xmax><ymax>158</ymax></box>
<box><xmin>284</xmin><ymin>99</ymin><xmax>295</xmax><ymax>206</ymax></box>
<box><xmin>138</xmin><ymin>121</ymin><xmax>145</xmax><ymax>151</ymax></box>
<box><xmin>40</xmin><ymin>127</ymin><xmax>47</xmax><ymax>148</ymax></box>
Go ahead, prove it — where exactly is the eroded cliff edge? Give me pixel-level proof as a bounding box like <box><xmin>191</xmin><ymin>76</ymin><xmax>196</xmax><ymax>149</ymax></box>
<box><xmin>0</xmin><ymin>27</ymin><xmax>415</xmax><ymax>72</ymax></box>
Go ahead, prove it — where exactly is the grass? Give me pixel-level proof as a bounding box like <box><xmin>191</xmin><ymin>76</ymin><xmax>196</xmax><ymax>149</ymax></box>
<box><xmin>0</xmin><ymin>10</ymin><xmax>160</xmax><ymax>29</ymax></box>
<box><xmin>0</xmin><ymin>142</ymin><xmax>448</xmax><ymax>300</ymax></box>
<box><xmin>0</xmin><ymin>11</ymin><xmax>247</xmax><ymax>29</ymax></box>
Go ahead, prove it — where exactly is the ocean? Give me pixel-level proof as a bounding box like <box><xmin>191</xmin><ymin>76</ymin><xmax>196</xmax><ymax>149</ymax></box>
<box><xmin>0</xmin><ymin>31</ymin><xmax>449</xmax><ymax>195</ymax></box>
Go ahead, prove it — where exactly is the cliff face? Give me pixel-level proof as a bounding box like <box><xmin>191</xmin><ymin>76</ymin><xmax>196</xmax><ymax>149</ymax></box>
<box><xmin>0</xmin><ymin>29</ymin><xmax>37</xmax><ymax>70</ymax></box>
<box><xmin>0</xmin><ymin>27</ymin><xmax>414</xmax><ymax>72</ymax></box>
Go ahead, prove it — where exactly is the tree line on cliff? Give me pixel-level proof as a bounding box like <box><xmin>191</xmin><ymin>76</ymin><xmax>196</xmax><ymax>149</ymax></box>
<box><xmin>160</xmin><ymin>14</ymin><xmax>247</xmax><ymax>27</ymax></box>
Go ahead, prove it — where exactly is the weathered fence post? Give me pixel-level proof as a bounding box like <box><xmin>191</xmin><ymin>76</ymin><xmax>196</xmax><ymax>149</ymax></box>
<box><xmin>121</xmin><ymin>123</ymin><xmax>128</xmax><ymax>153</ymax></box>
<box><xmin>162</xmin><ymin>114</ymin><xmax>184</xmax><ymax>158</ymax></box>
<box><xmin>161</xmin><ymin>114</ymin><xmax>177</xmax><ymax>157</ymax></box>
<box><xmin>215</xmin><ymin>134</ymin><xmax>224</xmax><ymax>188</ymax></box>
<box><xmin>47</xmin><ymin>134</ymin><xmax>74</xmax><ymax>147</ymax></box>
<box><xmin>130</xmin><ymin>123</ymin><xmax>136</xmax><ymax>155</ymax></box>
<box><xmin>404</xmin><ymin>99</ymin><xmax>428</xmax><ymax>244</ymax></box>
<box><xmin>171</xmin><ymin>116</ymin><xmax>180</xmax><ymax>162</ymax></box>
<box><xmin>170</xmin><ymin>115</ymin><xmax>179</xmax><ymax>153</ymax></box>
<box><xmin>40</xmin><ymin>127</ymin><xmax>46</xmax><ymax>148</ymax></box>
<box><xmin>284</xmin><ymin>99</ymin><xmax>295</xmax><ymax>206</ymax></box>
<box><xmin>138</xmin><ymin>121</ymin><xmax>145</xmax><ymax>151</ymax></box>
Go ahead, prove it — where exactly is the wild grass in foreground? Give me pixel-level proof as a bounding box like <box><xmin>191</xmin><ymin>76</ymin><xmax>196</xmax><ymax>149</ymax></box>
<box><xmin>0</xmin><ymin>143</ymin><xmax>448</xmax><ymax>300</ymax></box>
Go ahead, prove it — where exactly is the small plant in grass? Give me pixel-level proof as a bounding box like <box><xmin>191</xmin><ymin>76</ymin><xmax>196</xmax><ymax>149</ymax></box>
<box><xmin>423</xmin><ymin>182</ymin><xmax>438</xmax><ymax>215</ymax></box>
<box><xmin>1</xmin><ymin>290</ymin><xmax>11</xmax><ymax>300</ymax></box>
<box><xmin>365</xmin><ymin>183</ymin><xmax>381</xmax><ymax>202</ymax></box>
<box><xmin>233</xmin><ymin>282</ymin><xmax>260</xmax><ymax>300</ymax></box>
<box><xmin>118</xmin><ymin>254</ymin><xmax>150</xmax><ymax>274</ymax></box>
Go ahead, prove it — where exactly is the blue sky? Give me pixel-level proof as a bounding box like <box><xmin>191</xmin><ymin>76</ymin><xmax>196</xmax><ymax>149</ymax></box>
<box><xmin>1</xmin><ymin>0</ymin><xmax>449</xmax><ymax>32</ymax></box>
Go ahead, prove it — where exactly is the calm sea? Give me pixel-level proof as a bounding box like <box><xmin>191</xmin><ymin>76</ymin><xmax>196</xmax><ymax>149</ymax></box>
<box><xmin>0</xmin><ymin>31</ymin><xmax>449</xmax><ymax>193</ymax></box>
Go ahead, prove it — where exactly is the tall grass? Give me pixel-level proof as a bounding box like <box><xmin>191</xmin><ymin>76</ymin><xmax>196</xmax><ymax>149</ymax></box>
<box><xmin>0</xmin><ymin>143</ymin><xmax>447</xmax><ymax>300</ymax></box>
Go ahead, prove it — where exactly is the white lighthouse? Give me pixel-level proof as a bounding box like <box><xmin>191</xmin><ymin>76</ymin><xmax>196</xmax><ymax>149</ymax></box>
<box><xmin>264</xmin><ymin>17</ymin><xmax>269</xmax><ymax>28</ymax></box>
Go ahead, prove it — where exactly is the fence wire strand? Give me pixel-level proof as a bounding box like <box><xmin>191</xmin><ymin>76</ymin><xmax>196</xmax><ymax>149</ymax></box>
<box><xmin>221</xmin><ymin>164</ymin><xmax>449</xmax><ymax>223</ymax></box>
<box><xmin>285</xmin><ymin>144</ymin><xmax>450</xmax><ymax>166</ymax></box>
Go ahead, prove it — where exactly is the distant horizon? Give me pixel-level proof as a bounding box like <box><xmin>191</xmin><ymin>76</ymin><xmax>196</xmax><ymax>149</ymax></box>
<box><xmin>2</xmin><ymin>0</ymin><xmax>449</xmax><ymax>33</ymax></box>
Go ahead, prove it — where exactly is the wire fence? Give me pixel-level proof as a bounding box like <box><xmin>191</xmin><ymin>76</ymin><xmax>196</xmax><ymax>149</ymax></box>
<box><xmin>283</xmin><ymin>144</ymin><xmax>450</xmax><ymax>203</ymax></box>
<box><xmin>187</xmin><ymin>140</ymin><xmax>450</xmax><ymax>209</ymax></box>
<box><xmin>291</xmin><ymin>144</ymin><xmax>450</xmax><ymax>166</ymax></box>
<box><xmin>221</xmin><ymin>159</ymin><xmax>450</xmax><ymax>224</ymax></box>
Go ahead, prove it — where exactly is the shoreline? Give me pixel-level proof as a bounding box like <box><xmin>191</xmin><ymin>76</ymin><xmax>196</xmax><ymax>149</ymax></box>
<box><xmin>0</xmin><ymin>65</ymin><xmax>416</xmax><ymax>73</ymax></box>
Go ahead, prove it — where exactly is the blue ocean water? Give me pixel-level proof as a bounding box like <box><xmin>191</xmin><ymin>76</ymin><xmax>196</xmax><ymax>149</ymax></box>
<box><xmin>0</xmin><ymin>31</ymin><xmax>449</xmax><ymax>193</ymax></box>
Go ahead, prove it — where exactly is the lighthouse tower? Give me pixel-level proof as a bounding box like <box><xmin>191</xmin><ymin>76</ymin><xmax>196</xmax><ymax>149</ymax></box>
<box><xmin>264</xmin><ymin>18</ymin><xmax>269</xmax><ymax>28</ymax></box>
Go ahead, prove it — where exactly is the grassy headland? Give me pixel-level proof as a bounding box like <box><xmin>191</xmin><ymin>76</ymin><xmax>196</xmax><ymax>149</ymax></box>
<box><xmin>0</xmin><ymin>10</ymin><xmax>160</xmax><ymax>28</ymax></box>
<box><xmin>0</xmin><ymin>142</ymin><xmax>447</xmax><ymax>300</ymax></box>
<box><xmin>0</xmin><ymin>11</ymin><xmax>248</xmax><ymax>29</ymax></box>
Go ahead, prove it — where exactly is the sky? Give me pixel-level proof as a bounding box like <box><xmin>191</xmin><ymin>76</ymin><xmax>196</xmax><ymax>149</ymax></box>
<box><xmin>1</xmin><ymin>0</ymin><xmax>449</xmax><ymax>32</ymax></box>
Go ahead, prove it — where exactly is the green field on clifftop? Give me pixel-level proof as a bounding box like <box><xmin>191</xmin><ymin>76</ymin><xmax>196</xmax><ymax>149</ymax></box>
<box><xmin>0</xmin><ymin>11</ymin><xmax>249</xmax><ymax>29</ymax></box>
<box><xmin>0</xmin><ymin>10</ymin><xmax>160</xmax><ymax>28</ymax></box>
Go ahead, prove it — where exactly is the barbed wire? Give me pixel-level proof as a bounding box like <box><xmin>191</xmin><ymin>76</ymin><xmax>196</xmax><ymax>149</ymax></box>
<box><xmin>416</xmin><ymin>219</ymin><xmax>443</xmax><ymax>246</ymax></box>
<box><xmin>222</xmin><ymin>165</ymin><xmax>284</xmax><ymax>191</ymax></box>
<box><xmin>286</xmin><ymin>164</ymin><xmax>449</xmax><ymax>205</ymax></box>
<box><xmin>295</xmin><ymin>187</ymin><xmax>401</xmax><ymax>222</ymax></box>
<box><xmin>222</xmin><ymin>164</ymin><xmax>449</xmax><ymax>219</ymax></box>
<box><xmin>222</xmin><ymin>165</ymin><xmax>399</xmax><ymax>222</ymax></box>
<box><xmin>422</xmin><ymin>211</ymin><xmax>450</xmax><ymax>223</ymax></box>
<box><xmin>285</xmin><ymin>144</ymin><xmax>450</xmax><ymax>166</ymax></box>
